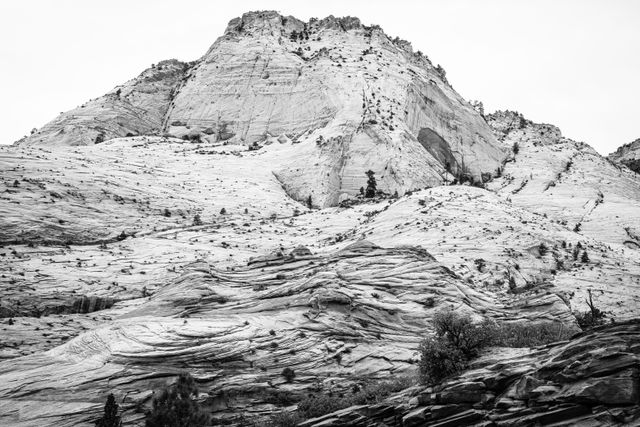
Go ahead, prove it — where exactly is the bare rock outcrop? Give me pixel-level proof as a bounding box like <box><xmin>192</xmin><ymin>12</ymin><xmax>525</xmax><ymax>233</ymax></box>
<box><xmin>609</xmin><ymin>138</ymin><xmax>640</xmax><ymax>174</ymax></box>
<box><xmin>14</xmin><ymin>11</ymin><xmax>507</xmax><ymax>207</ymax></box>
<box><xmin>17</xmin><ymin>60</ymin><xmax>188</xmax><ymax>147</ymax></box>
<box><xmin>297</xmin><ymin>320</ymin><xmax>640</xmax><ymax>426</ymax></box>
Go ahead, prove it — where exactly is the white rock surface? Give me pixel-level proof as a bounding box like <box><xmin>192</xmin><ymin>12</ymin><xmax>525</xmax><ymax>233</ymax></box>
<box><xmin>609</xmin><ymin>137</ymin><xmax>640</xmax><ymax>174</ymax></box>
<box><xmin>15</xmin><ymin>11</ymin><xmax>506</xmax><ymax>207</ymax></box>
<box><xmin>0</xmin><ymin>10</ymin><xmax>639</xmax><ymax>427</ymax></box>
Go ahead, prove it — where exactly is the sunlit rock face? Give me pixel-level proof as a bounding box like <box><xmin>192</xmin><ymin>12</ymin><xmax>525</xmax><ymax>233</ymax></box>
<box><xmin>609</xmin><ymin>138</ymin><xmax>640</xmax><ymax>174</ymax></box>
<box><xmin>486</xmin><ymin>111</ymin><xmax>640</xmax><ymax>248</ymax></box>
<box><xmin>17</xmin><ymin>60</ymin><xmax>188</xmax><ymax>147</ymax></box>
<box><xmin>15</xmin><ymin>10</ymin><xmax>506</xmax><ymax>207</ymax></box>
<box><xmin>2</xmin><ymin>9</ymin><xmax>640</xmax><ymax>427</ymax></box>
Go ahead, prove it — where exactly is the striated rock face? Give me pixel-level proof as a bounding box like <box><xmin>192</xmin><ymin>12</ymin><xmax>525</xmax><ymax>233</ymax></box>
<box><xmin>295</xmin><ymin>321</ymin><xmax>640</xmax><ymax>426</ymax></box>
<box><xmin>15</xmin><ymin>10</ymin><xmax>506</xmax><ymax>207</ymax></box>
<box><xmin>2</xmin><ymin>9</ymin><xmax>640</xmax><ymax>427</ymax></box>
<box><xmin>2</xmin><ymin>137</ymin><xmax>640</xmax><ymax>425</ymax></box>
<box><xmin>18</xmin><ymin>60</ymin><xmax>188</xmax><ymax>147</ymax></box>
<box><xmin>609</xmin><ymin>138</ymin><xmax>640</xmax><ymax>174</ymax></box>
<box><xmin>486</xmin><ymin>111</ymin><xmax>640</xmax><ymax>247</ymax></box>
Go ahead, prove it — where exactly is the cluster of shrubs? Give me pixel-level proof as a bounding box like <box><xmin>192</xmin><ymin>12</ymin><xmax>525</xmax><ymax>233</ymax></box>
<box><xmin>95</xmin><ymin>373</ymin><xmax>209</xmax><ymax>427</ymax></box>
<box><xmin>96</xmin><ymin>312</ymin><xmax>588</xmax><ymax>426</ymax></box>
<box><xmin>418</xmin><ymin>310</ymin><xmax>575</xmax><ymax>384</ymax></box>
<box><xmin>268</xmin><ymin>377</ymin><xmax>414</xmax><ymax>426</ymax></box>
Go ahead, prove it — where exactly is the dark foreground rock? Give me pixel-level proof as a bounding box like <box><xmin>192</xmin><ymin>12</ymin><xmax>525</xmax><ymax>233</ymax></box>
<box><xmin>297</xmin><ymin>320</ymin><xmax>640</xmax><ymax>426</ymax></box>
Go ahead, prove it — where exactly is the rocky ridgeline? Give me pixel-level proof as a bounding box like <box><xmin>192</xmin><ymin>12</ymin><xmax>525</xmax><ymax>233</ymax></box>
<box><xmin>609</xmin><ymin>138</ymin><xmax>640</xmax><ymax>174</ymax></box>
<box><xmin>297</xmin><ymin>320</ymin><xmax>640</xmax><ymax>426</ymax></box>
<box><xmin>16</xmin><ymin>10</ymin><xmax>505</xmax><ymax>207</ymax></box>
<box><xmin>17</xmin><ymin>60</ymin><xmax>188</xmax><ymax>147</ymax></box>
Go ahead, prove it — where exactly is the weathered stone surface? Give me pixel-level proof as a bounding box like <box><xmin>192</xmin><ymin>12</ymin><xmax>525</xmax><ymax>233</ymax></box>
<box><xmin>17</xmin><ymin>60</ymin><xmax>187</xmax><ymax>147</ymax></box>
<box><xmin>1</xmin><ymin>9</ymin><xmax>640</xmax><ymax>427</ymax></box>
<box><xmin>299</xmin><ymin>321</ymin><xmax>640</xmax><ymax>427</ymax></box>
<box><xmin>15</xmin><ymin>11</ymin><xmax>507</xmax><ymax>207</ymax></box>
<box><xmin>609</xmin><ymin>138</ymin><xmax>640</xmax><ymax>174</ymax></box>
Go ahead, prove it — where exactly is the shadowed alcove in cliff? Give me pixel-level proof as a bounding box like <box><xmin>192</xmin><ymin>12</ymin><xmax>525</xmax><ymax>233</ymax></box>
<box><xmin>416</xmin><ymin>127</ymin><xmax>459</xmax><ymax>173</ymax></box>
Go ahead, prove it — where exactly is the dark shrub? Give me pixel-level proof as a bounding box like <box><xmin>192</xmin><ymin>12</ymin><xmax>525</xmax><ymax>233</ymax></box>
<box><xmin>365</xmin><ymin>170</ymin><xmax>377</xmax><ymax>198</ymax></box>
<box><xmin>492</xmin><ymin>322</ymin><xmax>574</xmax><ymax>347</ymax></box>
<box><xmin>268</xmin><ymin>411</ymin><xmax>302</xmax><ymax>427</ymax></box>
<box><xmin>419</xmin><ymin>311</ymin><xmax>573</xmax><ymax>385</ymax></box>
<box><xmin>95</xmin><ymin>393</ymin><xmax>121</xmax><ymax>427</ymax></box>
<box><xmin>145</xmin><ymin>373</ymin><xmax>209</xmax><ymax>427</ymax></box>
<box><xmin>269</xmin><ymin>377</ymin><xmax>413</xmax><ymax>426</ymax></box>
<box><xmin>539</xmin><ymin>243</ymin><xmax>548</xmax><ymax>256</ymax></box>
<box><xmin>581</xmin><ymin>250</ymin><xmax>589</xmax><ymax>263</ymax></box>
<box><xmin>432</xmin><ymin>310</ymin><xmax>494</xmax><ymax>358</ymax></box>
<box><xmin>418</xmin><ymin>337</ymin><xmax>466</xmax><ymax>383</ymax></box>
<box><xmin>281</xmin><ymin>368</ymin><xmax>295</xmax><ymax>383</ymax></box>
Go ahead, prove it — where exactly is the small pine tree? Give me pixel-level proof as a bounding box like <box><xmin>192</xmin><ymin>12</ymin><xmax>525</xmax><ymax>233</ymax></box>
<box><xmin>220</xmin><ymin>207</ymin><xmax>227</xmax><ymax>215</ymax></box>
<box><xmin>581</xmin><ymin>250</ymin><xmax>589</xmax><ymax>263</ymax></box>
<box><xmin>539</xmin><ymin>243</ymin><xmax>548</xmax><ymax>256</ymax></box>
<box><xmin>193</xmin><ymin>214</ymin><xmax>202</xmax><ymax>226</ymax></box>
<box><xmin>512</xmin><ymin>142</ymin><xmax>520</xmax><ymax>155</ymax></box>
<box><xmin>95</xmin><ymin>394</ymin><xmax>122</xmax><ymax>427</ymax></box>
<box><xmin>573</xmin><ymin>246</ymin><xmax>580</xmax><ymax>261</ymax></box>
<box><xmin>365</xmin><ymin>170</ymin><xmax>377</xmax><ymax>198</ymax></box>
<box><xmin>307</xmin><ymin>195</ymin><xmax>313</xmax><ymax>209</ymax></box>
<box><xmin>145</xmin><ymin>374</ymin><xmax>209</xmax><ymax>427</ymax></box>
<box><xmin>281</xmin><ymin>367</ymin><xmax>296</xmax><ymax>383</ymax></box>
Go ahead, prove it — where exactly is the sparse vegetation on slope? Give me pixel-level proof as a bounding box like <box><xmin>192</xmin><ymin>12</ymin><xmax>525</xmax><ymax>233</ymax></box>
<box><xmin>419</xmin><ymin>310</ymin><xmax>576</xmax><ymax>384</ymax></box>
<box><xmin>145</xmin><ymin>373</ymin><xmax>209</xmax><ymax>427</ymax></box>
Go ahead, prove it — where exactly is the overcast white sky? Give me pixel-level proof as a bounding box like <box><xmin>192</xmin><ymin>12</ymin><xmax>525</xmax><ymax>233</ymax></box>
<box><xmin>0</xmin><ymin>0</ymin><xmax>638</xmax><ymax>154</ymax></box>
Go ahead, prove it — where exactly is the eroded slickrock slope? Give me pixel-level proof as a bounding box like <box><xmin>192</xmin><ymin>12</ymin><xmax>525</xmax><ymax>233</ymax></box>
<box><xmin>1</xmin><ymin>135</ymin><xmax>639</xmax><ymax>426</ymax></box>
<box><xmin>17</xmin><ymin>60</ymin><xmax>188</xmax><ymax>147</ymax></box>
<box><xmin>15</xmin><ymin>11</ymin><xmax>506</xmax><ymax>207</ymax></box>
<box><xmin>1</xmin><ymin>9</ymin><xmax>640</xmax><ymax>427</ymax></box>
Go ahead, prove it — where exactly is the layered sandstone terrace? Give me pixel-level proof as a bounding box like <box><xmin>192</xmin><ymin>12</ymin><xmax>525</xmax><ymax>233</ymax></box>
<box><xmin>1</xmin><ymin>10</ymin><xmax>639</xmax><ymax>427</ymax></box>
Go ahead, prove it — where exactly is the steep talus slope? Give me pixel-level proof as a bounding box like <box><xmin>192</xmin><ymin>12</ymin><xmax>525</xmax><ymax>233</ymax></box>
<box><xmin>297</xmin><ymin>320</ymin><xmax>640</xmax><ymax>426</ymax></box>
<box><xmin>16</xmin><ymin>60</ymin><xmax>188</xmax><ymax>147</ymax></box>
<box><xmin>609</xmin><ymin>137</ymin><xmax>640</xmax><ymax>174</ymax></box>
